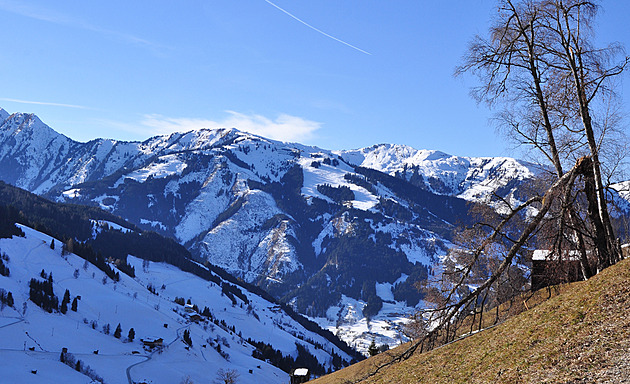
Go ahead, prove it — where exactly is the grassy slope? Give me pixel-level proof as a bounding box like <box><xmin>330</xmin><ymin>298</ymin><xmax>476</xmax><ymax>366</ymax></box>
<box><xmin>312</xmin><ymin>258</ymin><xmax>630</xmax><ymax>384</ymax></box>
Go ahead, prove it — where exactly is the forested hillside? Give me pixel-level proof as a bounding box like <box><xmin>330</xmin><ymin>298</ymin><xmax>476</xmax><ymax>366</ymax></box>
<box><xmin>0</xmin><ymin>181</ymin><xmax>362</xmax><ymax>367</ymax></box>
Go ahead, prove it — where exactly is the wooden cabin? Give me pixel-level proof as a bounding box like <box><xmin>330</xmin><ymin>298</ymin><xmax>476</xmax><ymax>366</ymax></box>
<box><xmin>290</xmin><ymin>368</ymin><xmax>310</xmax><ymax>384</ymax></box>
<box><xmin>141</xmin><ymin>337</ymin><xmax>164</xmax><ymax>349</ymax></box>
<box><xmin>531</xmin><ymin>250</ymin><xmax>584</xmax><ymax>291</ymax></box>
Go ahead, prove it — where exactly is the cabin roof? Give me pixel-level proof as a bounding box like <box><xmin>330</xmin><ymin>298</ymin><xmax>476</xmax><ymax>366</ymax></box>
<box><xmin>141</xmin><ymin>337</ymin><xmax>163</xmax><ymax>343</ymax></box>
<box><xmin>532</xmin><ymin>249</ymin><xmax>583</xmax><ymax>262</ymax></box>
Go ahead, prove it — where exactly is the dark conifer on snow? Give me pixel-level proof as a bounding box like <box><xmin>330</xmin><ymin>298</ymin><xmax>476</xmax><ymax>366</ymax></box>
<box><xmin>114</xmin><ymin>323</ymin><xmax>122</xmax><ymax>339</ymax></box>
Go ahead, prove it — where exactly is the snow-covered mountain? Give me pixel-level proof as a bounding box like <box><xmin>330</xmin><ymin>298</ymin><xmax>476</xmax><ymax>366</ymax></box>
<box><xmin>0</xmin><ymin>108</ymin><xmax>542</xmax><ymax>351</ymax></box>
<box><xmin>338</xmin><ymin>144</ymin><xmax>541</xmax><ymax>203</ymax></box>
<box><xmin>0</xmin><ymin>223</ymin><xmax>354</xmax><ymax>383</ymax></box>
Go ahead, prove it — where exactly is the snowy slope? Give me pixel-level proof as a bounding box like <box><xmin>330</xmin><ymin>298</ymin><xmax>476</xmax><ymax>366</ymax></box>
<box><xmin>0</xmin><ymin>226</ymin><xmax>354</xmax><ymax>383</ymax></box>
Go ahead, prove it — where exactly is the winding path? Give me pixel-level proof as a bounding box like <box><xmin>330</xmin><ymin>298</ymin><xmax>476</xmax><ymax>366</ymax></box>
<box><xmin>0</xmin><ymin>317</ymin><xmax>24</xmax><ymax>329</ymax></box>
<box><xmin>125</xmin><ymin>324</ymin><xmax>189</xmax><ymax>384</ymax></box>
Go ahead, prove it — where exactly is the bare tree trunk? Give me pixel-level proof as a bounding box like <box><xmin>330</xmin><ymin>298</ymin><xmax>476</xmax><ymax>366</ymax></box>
<box><xmin>582</xmin><ymin>164</ymin><xmax>614</xmax><ymax>270</ymax></box>
<box><xmin>575</xmin><ymin>88</ymin><xmax>619</xmax><ymax>270</ymax></box>
<box><xmin>552</xmin><ymin>1</ymin><xmax>623</xmax><ymax>270</ymax></box>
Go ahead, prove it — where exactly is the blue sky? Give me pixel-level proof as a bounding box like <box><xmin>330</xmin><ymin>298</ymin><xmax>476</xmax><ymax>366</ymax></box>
<box><xmin>1</xmin><ymin>0</ymin><xmax>628</xmax><ymax>158</ymax></box>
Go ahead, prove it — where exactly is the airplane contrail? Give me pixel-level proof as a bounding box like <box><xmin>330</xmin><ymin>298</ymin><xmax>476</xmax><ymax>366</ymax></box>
<box><xmin>264</xmin><ymin>0</ymin><xmax>372</xmax><ymax>55</ymax></box>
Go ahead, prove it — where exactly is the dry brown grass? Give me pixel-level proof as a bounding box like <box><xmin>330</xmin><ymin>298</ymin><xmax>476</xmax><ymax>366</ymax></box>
<box><xmin>312</xmin><ymin>258</ymin><xmax>630</xmax><ymax>384</ymax></box>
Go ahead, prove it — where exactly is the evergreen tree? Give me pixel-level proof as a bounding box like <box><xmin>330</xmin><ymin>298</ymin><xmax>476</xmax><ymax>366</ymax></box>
<box><xmin>71</xmin><ymin>297</ymin><xmax>78</xmax><ymax>311</ymax></box>
<box><xmin>114</xmin><ymin>323</ymin><xmax>122</xmax><ymax>339</ymax></box>
<box><xmin>128</xmin><ymin>327</ymin><xmax>135</xmax><ymax>341</ymax></box>
<box><xmin>60</xmin><ymin>289</ymin><xmax>70</xmax><ymax>314</ymax></box>
<box><xmin>28</xmin><ymin>276</ymin><xmax>59</xmax><ymax>312</ymax></box>
<box><xmin>0</xmin><ymin>289</ymin><xmax>14</xmax><ymax>307</ymax></box>
<box><xmin>183</xmin><ymin>329</ymin><xmax>192</xmax><ymax>347</ymax></box>
<box><xmin>368</xmin><ymin>340</ymin><xmax>379</xmax><ymax>356</ymax></box>
<box><xmin>50</xmin><ymin>239</ymin><xmax>55</xmax><ymax>250</ymax></box>
<box><xmin>0</xmin><ymin>259</ymin><xmax>9</xmax><ymax>276</ymax></box>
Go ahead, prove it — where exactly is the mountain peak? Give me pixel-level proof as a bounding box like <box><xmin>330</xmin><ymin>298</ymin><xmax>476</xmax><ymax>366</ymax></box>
<box><xmin>338</xmin><ymin>145</ymin><xmax>456</xmax><ymax>175</ymax></box>
<box><xmin>418</xmin><ymin>149</ymin><xmax>451</xmax><ymax>161</ymax></box>
<box><xmin>1</xmin><ymin>112</ymin><xmax>58</xmax><ymax>139</ymax></box>
<box><xmin>0</xmin><ymin>107</ymin><xmax>9</xmax><ymax>122</ymax></box>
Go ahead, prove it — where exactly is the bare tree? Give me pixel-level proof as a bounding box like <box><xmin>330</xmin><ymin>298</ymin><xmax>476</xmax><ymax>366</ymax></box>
<box><xmin>355</xmin><ymin>2</ymin><xmax>627</xmax><ymax>381</ymax></box>
<box><xmin>543</xmin><ymin>0</ymin><xmax>627</xmax><ymax>270</ymax></box>
<box><xmin>215</xmin><ymin>368</ymin><xmax>239</xmax><ymax>384</ymax></box>
<box><xmin>457</xmin><ymin>0</ymin><xmax>627</xmax><ymax>274</ymax></box>
<box><xmin>446</xmin><ymin>0</ymin><xmax>628</xmax><ymax>338</ymax></box>
<box><xmin>446</xmin><ymin>0</ymin><xmax>628</xmax><ymax>327</ymax></box>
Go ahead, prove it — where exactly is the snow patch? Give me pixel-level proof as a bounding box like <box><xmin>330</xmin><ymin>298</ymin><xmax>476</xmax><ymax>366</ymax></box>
<box><xmin>62</xmin><ymin>189</ymin><xmax>81</xmax><ymax>199</ymax></box>
<box><xmin>140</xmin><ymin>219</ymin><xmax>166</xmax><ymax>231</ymax></box>
<box><xmin>123</xmin><ymin>154</ymin><xmax>187</xmax><ymax>183</ymax></box>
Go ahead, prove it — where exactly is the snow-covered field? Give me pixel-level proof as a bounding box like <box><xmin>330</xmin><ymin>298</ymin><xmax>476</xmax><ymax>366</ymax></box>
<box><xmin>0</xmin><ymin>226</ymin><xmax>352</xmax><ymax>383</ymax></box>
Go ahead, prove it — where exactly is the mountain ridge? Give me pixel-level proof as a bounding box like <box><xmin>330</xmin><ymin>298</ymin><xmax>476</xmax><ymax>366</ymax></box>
<box><xmin>0</xmin><ymin>108</ymin><xmax>543</xmax><ymax>353</ymax></box>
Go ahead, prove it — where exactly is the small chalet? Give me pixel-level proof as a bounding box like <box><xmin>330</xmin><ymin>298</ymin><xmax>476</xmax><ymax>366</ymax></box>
<box><xmin>189</xmin><ymin>314</ymin><xmax>203</xmax><ymax>323</ymax></box>
<box><xmin>141</xmin><ymin>337</ymin><xmax>164</xmax><ymax>349</ymax></box>
<box><xmin>531</xmin><ymin>250</ymin><xmax>584</xmax><ymax>291</ymax></box>
<box><xmin>290</xmin><ymin>368</ymin><xmax>310</xmax><ymax>384</ymax></box>
<box><xmin>184</xmin><ymin>304</ymin><xmax>196</xmax><ymax>313</ymax></box>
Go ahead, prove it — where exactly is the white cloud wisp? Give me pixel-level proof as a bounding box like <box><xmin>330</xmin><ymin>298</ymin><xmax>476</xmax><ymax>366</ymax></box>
<box><xmin>141</xmin><ymin>111</ymin><xmax>321</xmax><ymax>143</ymax></box>
<box><xmin>0</xmin><ymin>0</ymin><xmax>163</xmax><ymax>50</ymax></box>
<box><xmin>0</xmin><ymin>97</ymin><xmax>89</xmax><ymax>109</ymax></box>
